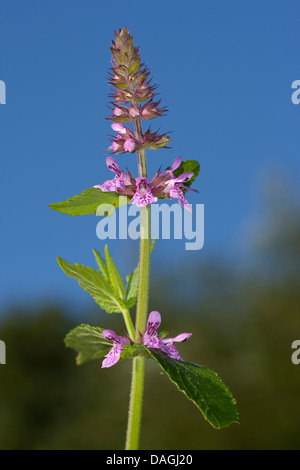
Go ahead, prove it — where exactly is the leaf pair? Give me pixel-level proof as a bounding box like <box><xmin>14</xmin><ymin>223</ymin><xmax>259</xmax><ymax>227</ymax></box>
<box><xmin>65</xmin><ymin>324</ymin><xmax>239</xmax><ymax>429</ymax></box>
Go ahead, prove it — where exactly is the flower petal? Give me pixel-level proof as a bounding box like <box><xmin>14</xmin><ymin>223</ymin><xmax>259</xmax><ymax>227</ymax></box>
<box><xmin>111</xmin><ymin>122</ymin><xmax>126</xmax><ymax>134</ymax></box>
<box><xmin>124</xmin><ymin>139</ymin><xmax>136</xmax><ymax>152</ymax></box>
<box><xmin>174</xmin><ymin>172</ymin><xmax>194</xmax><ymax>184</ymax></box>
<box><xmin>102</xmin><ymin>329</ymin><xmax>120</xmax><ymax>342</ymax></box>
<box><xmin>113</xmin><ymin>107</ymin><xmax>123</xmax><ymax>116</ymax></box>
<box><xmin>101</xmin><ymin>342</ymin><xmax>124</xmax><ymax>368</ymax></box>
<box><xmin>163</xmin><ymin>343</ymin><xmax>184</xmax><ymax>361</ymax></box>
<box><xmin>170</xmin><ymin>156</ymin><xmax>182</xmax><ymax>171</ymax></box>
<box><xmin>94</xmin><ymin>180</ymin><xmax>117</xmax><ymax>192</ymax></box>
<box><xmin>147</xmin><ymin>311</ymin><xmax>161</xmax><ymax>334</ymax></box>
<box><xmin>102</xmin><ymin>329</ymin><xmax>130</xmax><ymax>345</ymax></box>
<box><xmin>130</xmin><ymin>177</ymin><xmax>158</xmax><ymax>207</ymax></box>
<box><xmin>163</xmin><ymin>333</ymin><xmax>192</xmax><ymax>344</ymax></box>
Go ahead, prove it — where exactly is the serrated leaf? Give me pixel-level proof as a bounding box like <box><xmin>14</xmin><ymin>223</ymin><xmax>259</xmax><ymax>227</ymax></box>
<box><xmin>64</xmin><ymin>324</ymin><xmax>112</xmax><ymax>365</ymax></box>
<box><xmin>125</xmin><ymin>266</ymin><xmax>139</xmax><ymax>309</ymax></box>
<box><xmin>104</xmin><ymin>245</ymin><xmax>125</xmax><ymax>299</ymax></box>
<box><xmin>173</xmin><ymin>159</ymin><xmax>200</xmax><ymax>189</ymax></box>
<box><xmin>49</xmin><ymin>188</ymin><xmax>128</xmax><ymax>216</ymax></box>
<box><xmin>147</xmin><ymin>349</ymin><xmax>239</xmax><ymax>429</ymax></box>
<box><xmin>58</xmin><ymin>257</ymin><xmax>125</xmax><ymax>313</ymax></box>
<box><xmin>93</xmin><ymin>248</ymin><xmax>109</xmax><ymax>282</ymax></box>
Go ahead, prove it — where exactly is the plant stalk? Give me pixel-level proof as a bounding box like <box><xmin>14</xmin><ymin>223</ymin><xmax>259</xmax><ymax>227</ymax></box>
<box><xmin>121</xmin><ymin>308</ymin><xmax>135</xmax><ymax>342</ymax></box>
<box><xmin>125</xmin><ymin>118</ymin><xmax>150</xmax><ymax>450</ymax></box>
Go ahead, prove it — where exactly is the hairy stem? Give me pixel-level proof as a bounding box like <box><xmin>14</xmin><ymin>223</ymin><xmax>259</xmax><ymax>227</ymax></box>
<box><xmin>125</xmin><ymin>117</ymin><xmax>150</xmax><ymax>450</ymax></box>
<box><xmin>121</xmin><ymin>308</ymin><xmax>135</xmax><ymax>342</ymax></box>
<box><xmin>135</xmin><ymin>204</ymin><xmax>150</xmax><ymax>341</ymax></box>
<box><xmin>125</xmin><ymin>355</ymin><xmax>145</xmax><ymax>450</ymax></box>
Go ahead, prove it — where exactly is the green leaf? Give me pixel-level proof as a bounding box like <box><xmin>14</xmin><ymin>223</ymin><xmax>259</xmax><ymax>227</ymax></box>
<box><xmin>58</xmin><ymin>257</ymin><xmax>125</xmax><ymax>313</ymax></box>
<box><xmin>49</xmin><ymin>188</ymin><xmax>128</xmax><ymax>216</ymax></box>
<box><xmin>150</xmin><ymin>238</ymin><xmax>156</xmax><ymax>252</ymax></box>
<box><xmin>92</xmin><ymin>248</ymin><xmax>109</xmax><ymax>282</ymax></box>
<box><xmin>125</xmin><ymin>266</ymin><xmax>139</xmax><ymax>309</ymax></box>
<box><xmin>104</xmin><ymin>245</ymin><xmax>126</xmax><ymax>299</ymax></box>
<box><xmin>147</xmin><ymin>349</ymin><xmax>239</xmax><ymax>429</ymax></box>
<box><xmin>173</xmin><ymin>159</ymin><xmax>200</xmax><ymax>189</ymax></box>
<box><xmin>64</xmin><ymin>324</ymin><xmax>111</xmax><ymax>365</ymax></box>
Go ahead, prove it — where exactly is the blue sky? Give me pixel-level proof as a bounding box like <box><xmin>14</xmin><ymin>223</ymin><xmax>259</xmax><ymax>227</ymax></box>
<box><xmin>1</xmin><ymin>0</ymin><xmax>300</xmax><ymax>309</ymax></box>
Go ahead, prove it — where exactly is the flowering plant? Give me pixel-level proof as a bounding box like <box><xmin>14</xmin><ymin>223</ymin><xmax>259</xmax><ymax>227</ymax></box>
<box><xmin>50</xmin><ymin>27</ymin><xmax>238</xmax><ymax>449</ymax></box>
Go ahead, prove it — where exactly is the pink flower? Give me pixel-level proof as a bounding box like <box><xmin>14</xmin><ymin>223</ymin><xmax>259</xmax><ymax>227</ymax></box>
<box><xmin>124</xmin><ymin>138</ymin><xmax>136</xmax><ymax>152</ymax></box>
<box><xmin>141</xmin><ymin>108</ymin><xmax>150</xmax><ymax>117</ymax></box>
<box><xmin>108</xmin><ymin>141</ymin><xmax>121</xmax><ymax>152</ymax></box>
<box><xmin>163</xmin><ymin>172</ymin><xmax>195</xmax><ymax>212</ymax></box>
<box><xmin>113</xmin><ymin>107</ymin><xmax>123</xmax><ymax>116</ymax></box>
<box><xmin>129</xmin><ymin>107</ymin><xmax>139</xmax><ymax>118</ymax></box>
<box><xmin>130</xmin><ymin>177</ymin><xmax>158</xmax><ymax>207</ymax></box>
<box><xmin>143</xmin><ymin>311</ymin><xmax>192</xmax><ymax>361</ymax></box>
<box><xmin>111</xmin><ymin>122</ymin><xmax>127</xmax><ymax>134</ymax></box>
<box><xmin>101</xmin><ymin>329</ymin><xmax>130</xmax><ymax>368</ymax></box>
<box><xmin>94</xmin><ymin>157</ymin><xmax>131</xmax><ymax>192</ymax></box>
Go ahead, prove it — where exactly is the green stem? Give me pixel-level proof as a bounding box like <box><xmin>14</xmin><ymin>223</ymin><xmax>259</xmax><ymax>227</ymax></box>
<box><xmin>125</xmin><ymin>209</ymin><xmax>150</xmax><ymax>449</ymax></box>
<box><xmin>134</xmin><ymin>205</ymin><xmax>150</xmax><ymax>341</ymax></box>
<box><xmin>125</xmin><ymin>355</ymin><xmax>145</xmax><ymax>450</ymax></box>
<box><xmin>125</xmin><ymin>119</ymin><xmax>150</xmax><ymax>448</ymax></box>
<box><xmin>121</xmin><ymin>308</ymin><xmax>135</xmax><ymax>342</ymax></box>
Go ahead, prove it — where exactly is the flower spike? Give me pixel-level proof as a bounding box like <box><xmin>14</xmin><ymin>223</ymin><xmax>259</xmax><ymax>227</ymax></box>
<box><xmin>106</xmin><ymin>27</ymin><xmax>171</xmax><ymax>152</ymax></box>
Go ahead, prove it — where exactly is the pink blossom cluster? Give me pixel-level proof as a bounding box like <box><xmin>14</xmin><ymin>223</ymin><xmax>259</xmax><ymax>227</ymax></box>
<box><xmin>94</xmin><ymin>154</ymin><xmax>197</xmax><ymax>212</ymax></box>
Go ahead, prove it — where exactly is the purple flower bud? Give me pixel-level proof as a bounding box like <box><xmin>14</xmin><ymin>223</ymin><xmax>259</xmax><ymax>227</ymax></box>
<box><xmin>124</xmin><ymin>138</ymin><xmax>136</xmax><ymax>152</ymax></box>
<box><xmin>129</xmin><ymin>107</ymin><xmax>139</xmax><ymax>118</ymax></box>
<box><xmin>141</xmin><ymin>108</ymin><xmax>151</xmax><ymax>117</ymax></box>
<box><xmin>111</xmin><ymin>122</ymin><xmax>127</xmax><ymax>134</ymax></box>
<box><xmin>113</xmin><ymin>107</ymin><xmax>123</xmax><ymax>116</ymax></box>
<box><xmin>111</xmin><ymin>141</ymin><xmax>121</xmax><ymax>152</ymax></box>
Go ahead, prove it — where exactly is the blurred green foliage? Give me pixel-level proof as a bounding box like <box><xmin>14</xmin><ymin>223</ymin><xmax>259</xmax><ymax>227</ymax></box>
<box><xmin>0</xmin><ymin>188</ymin><xmax>300</xmax><ymax>449</ymax></box>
